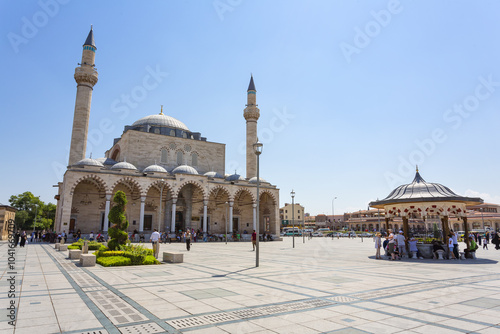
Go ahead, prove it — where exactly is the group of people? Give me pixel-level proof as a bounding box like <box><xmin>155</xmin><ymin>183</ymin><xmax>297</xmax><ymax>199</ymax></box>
<box><xmin>374</xmin><ymin>229</ymin><xmax>408</xmax><ymax>260</ymax></box>
<box><xmin>374</xmin><ymin>228</ymin><xmax>500</xmax><ymax>260</ymax></box>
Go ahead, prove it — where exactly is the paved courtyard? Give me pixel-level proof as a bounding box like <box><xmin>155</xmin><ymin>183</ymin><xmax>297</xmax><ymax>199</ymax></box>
<box><xmin>1</xmin><ymin>237</ymin><xmax>499</xmax><ymax>334</ymax></box>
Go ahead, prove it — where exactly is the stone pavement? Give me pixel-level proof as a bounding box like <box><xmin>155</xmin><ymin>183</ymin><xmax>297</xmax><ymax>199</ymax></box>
<box><xmin>1</xmin><ymin>237</ymin><xmax>500</xmax><ymax>334</ymax></box>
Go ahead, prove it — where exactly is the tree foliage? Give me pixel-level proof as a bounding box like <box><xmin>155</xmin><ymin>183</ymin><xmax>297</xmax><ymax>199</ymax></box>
<box><xmin>107</xmin><ymin>191</ymin><xmax>130</xmax><ymax>250</ymax></box>
<box><xmin>8</xmin><ymin>191</ymin><xmax>56</xmax><ymax>230</ymax></box>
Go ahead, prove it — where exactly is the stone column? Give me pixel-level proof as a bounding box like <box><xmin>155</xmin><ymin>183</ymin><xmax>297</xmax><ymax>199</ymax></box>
<box><xmin>203</xmin><ymin>200</ymin><xmax>208</xmax><ymax>233</ymax></box>
<box><xmin>139</xmin><ymin>196</ymin><xmax>146</xmax><ymax>232</ymax></box>
<box><xmin>103</xmin><ymin>194</ymin><xmax>111</xmax><ymax>232</ymax></box>
<box><xmin>253</xmin><ymin>203</ymin><xmax>257</xmax><ymax>230</ymax></box>
<box><xmin>171</xmin><ymin>197</ymin><xmax>177</xmax><ymax>233</ymax></box>
<box><xmin>229</xmin><ymin>201</ymin><xmax>234</xmax><ymax>233</ymax></box>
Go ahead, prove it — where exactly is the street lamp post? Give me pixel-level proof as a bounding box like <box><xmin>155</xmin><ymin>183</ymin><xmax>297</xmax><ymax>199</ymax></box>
<box><xmin>225</xmin><ymin>201</ymin><xmax>228</xmax><ymax>244</ymax></box>
<box><xmin>480</xmin><ymin>207</ymin><xmax>485</xmax><ymax>230</ymax></box>
<box><xmin>158</xmin><ymin>179</ymin><xmax>165</xmax><ymax>232</ymax></box>
<box><xmin>291</xmin><ymin>190</ymin><xmax>295</xmax><ymax>248</ymax></box>
<box><xmin>332</xmin><ymin>197</ymin><xmax>337</xmax><ymax>230</ymax></box>
<box><xmin>253</xmin><ymin>139</ymin><xmax>263</xmax><ymax>267</ymax></box>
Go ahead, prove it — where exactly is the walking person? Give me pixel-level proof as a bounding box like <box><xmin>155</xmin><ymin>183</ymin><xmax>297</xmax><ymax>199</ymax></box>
<box><xmin>483</xmin><ymin>236</ymin><xmax>488</xmax><ymax>250</ymax></box>
<box><xmin>186</xmin><ymin>230</ymin><xmax>192</xmax><ymax>251</ymax></box>
<box><xmin>448</xmin><ymin>233</ymin><xmax>456</xmax><ymax>259</ymax></box>
<box><xmin>251</xmin><ymin>230</ymin><xmax>257</xmax><ymax>251</ymax></box>
<box><xmin>450</xmin><ymin>229</ymin><xmax>459</xmax><ymax>259</ymax></box>
<box><xmin>374</xmin><ymin>232</ymin><xmax>382</xmax><ymax>259</ymax></box>
<box><xmin>19</xmin><ymin>231</ymin><xmax>27</xmax><ymax>247</ymax></box>
<box><xmin>150</xmin><ymin>229</ymin><xmax>160</xmax><ymax>259</ymax></box>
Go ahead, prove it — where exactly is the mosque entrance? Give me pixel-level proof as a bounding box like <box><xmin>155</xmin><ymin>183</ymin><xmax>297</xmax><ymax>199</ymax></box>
<box><xmin>143</xmin><ymin>215</ymin><xmax>152</xmax><ymax>231</ymax></box>
<box><xmin>175</xmin><ymin>212</ymin><xmax>184</xmax><ymax>232</ymax></box>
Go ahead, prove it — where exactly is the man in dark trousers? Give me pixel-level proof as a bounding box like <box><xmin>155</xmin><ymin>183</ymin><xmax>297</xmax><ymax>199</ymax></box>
<box><xmin>252</xmin><ymin>230</ymin><xmax>257</xmax><ymax>251</ymax></box>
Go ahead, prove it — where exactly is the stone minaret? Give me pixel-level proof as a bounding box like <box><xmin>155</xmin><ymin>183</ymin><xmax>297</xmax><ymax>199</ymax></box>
<box><xmin>243</xmin><ymin>75</ymin><xmax>260</xmax><ymax>178</ymax></box>
<box><xmin>68</xmin><ymin>26</ymin><xmax>99</xmax><ymax>166</ymax></box>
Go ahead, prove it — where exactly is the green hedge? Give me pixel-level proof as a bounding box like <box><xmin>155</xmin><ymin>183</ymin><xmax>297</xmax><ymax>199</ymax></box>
<box><xmin>97</xmin><ymin>256</ymin><xmax>132</xmax><ymax>267</ymax></box>
<box><xmin>68</xmin><ymin>240</ymin><xmax>103</xmax><ymax>250</ymax></box>
<box><xmin>143</xmin><ymin>255</ymin><xmax>160</xmax><ymax>265</ymax></box>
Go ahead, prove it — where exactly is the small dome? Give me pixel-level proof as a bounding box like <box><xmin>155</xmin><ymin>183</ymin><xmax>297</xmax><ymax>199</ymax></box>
<box><xmin>172</xmin><ymin>165</ymin><xmax>198</xmax><ymax>175</ymax></box>
<box><xmin>226</xmin><ymin>173</ymin><xmax>244</xmax><ymax>182</ymax></box>
<box><xmin>111</xmin><ymin>161</ymin><xmax>137</xmax><ymax>171</ymax></box>
<box><xmin>204</xmin><ymin>171</ymin><xmax>224</xmax><ymax>178</ymax></box>
<box><xmin>143</xmin><ymin>164</ymin><xmax>168</xmax><ymax>173</ymax></box>
<box><xmin>132</xmin><ymin>113</ymin><xmax>189</xmax><ymax>131</ymax></box>
<box><xmin>249</xmin><ymin>176</ymin><xmax>266</xmax><ymax>184</ymax></box>
<box><xmin>74</xmin><ymin>158</ymin><xmax>104</xmax><ymax>167</ymax></box>
<box><xmin>96</xmin><ymin>157</ymin><xmax>118</xmax><ymax>166</ymax></box>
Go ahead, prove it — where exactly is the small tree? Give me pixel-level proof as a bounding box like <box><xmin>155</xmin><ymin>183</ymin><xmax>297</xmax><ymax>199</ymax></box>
<box><xmin>107</xmin><ymin>191</ymin><xmax>130</xmax><ymax>250</ymax></box>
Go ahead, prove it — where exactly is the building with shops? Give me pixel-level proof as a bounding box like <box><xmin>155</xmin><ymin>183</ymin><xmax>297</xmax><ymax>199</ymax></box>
<box><xmin>54</xmin><ymin>28</ymin><xmax>280</xmax><ymax>236</ymax></box>
<box><xmin>279</xmin><ymin>203</ymin><xmax>305</xmax><ymax>228</ymax></box>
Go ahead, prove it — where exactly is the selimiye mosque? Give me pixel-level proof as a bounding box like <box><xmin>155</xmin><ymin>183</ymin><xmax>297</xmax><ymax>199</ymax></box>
<box><xmin>54</xmin><ymin>27</ymin><xmax>280</xmax><ymax>236</ymax></box>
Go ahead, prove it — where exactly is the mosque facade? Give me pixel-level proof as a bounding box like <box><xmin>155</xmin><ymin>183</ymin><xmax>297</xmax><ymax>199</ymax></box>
<box><xmin>54</xmin><ymin>28</ymin><xmax>280</xmax><ymax>236</ymax></box>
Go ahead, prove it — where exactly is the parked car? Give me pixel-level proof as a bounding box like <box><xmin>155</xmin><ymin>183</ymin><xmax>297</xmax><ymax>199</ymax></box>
<box><xmin>311</xmin><ymin>232</ymin><xmax>323</xmax><ymax>237</ymax></box>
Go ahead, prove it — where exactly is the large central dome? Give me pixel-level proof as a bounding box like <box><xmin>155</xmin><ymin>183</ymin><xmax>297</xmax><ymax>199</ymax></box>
<box><xmin>132</xmin><ymin>111</ymin><xmax>189</xmax><ymax>131</ymax></box>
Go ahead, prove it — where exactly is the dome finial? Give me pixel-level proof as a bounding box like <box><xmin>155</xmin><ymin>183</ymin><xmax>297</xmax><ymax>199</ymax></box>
<box><xmin>416</xmin><ymin>165</ymin><xmax>419</xmax><ymax>172</ymax></box>
<box><xmin>160</xmin><ymin>105</ymin><xmax>164</xmax><ymax>115</ymax></box>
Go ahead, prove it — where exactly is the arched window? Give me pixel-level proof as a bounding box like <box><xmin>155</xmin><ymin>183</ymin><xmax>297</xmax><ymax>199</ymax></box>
<box><xmin>176</xmin><ymin>151</ymin><xmax>183</xmax><ymax>165</ymax></box>
<box><xmin>191</xmin><ymin>153</ymin><xmax>198</xmax><ymax>167</ymax></box>
<box><xmin>170</xmin><ymin>129</ymin><xmax>175</xmax><ymax>136</ymax></box>
<box><xmin>160</xmin><ymin>149</ymin><xmax>168</xmax><ymax>163</ymax></box>
<box><xmin>182</xmin><ymin>132</ymin><xmax>187</xmax><ymax>139</ymax></box>
<box><xmin>154</xmin><ymin>128</ymin><xmax>160</xmax><ymax>134</ymax></box>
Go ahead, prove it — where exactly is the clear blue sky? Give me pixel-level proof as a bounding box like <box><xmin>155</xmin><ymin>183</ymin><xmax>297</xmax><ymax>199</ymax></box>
<box><xmin>2</xmin><ymin>0</ymin><xmax>500</xmax><ymax>216</ymax></box>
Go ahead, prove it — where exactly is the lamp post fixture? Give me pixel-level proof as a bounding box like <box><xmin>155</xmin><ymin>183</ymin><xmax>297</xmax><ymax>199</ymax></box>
<box><xmin>225</xmin><ymin>201</ymin><xmax>228</xmax><ymax>244</ymax></box>
<box><xmin>291</xmin><ymin>189</ymin><xmax>295</xmax><ymax>248</ymax></box>
<box><xmin>253</xmin><ymin>139</ymin><xmax>263</xmax><ymax>267</ymax></box>
<box><xmin>332</xmin><ymin>197</ymin><xmax>337</xmax><ymax>230</ymax></box>
<box><xmin>33</xmin><ymin>200</ymin><xmax>39</xmax><ymax>233</ymax></box>
<box><xmin>158</xmin><ymin>179</ymin><xmax>165</xmax><ymax>232</ymax></box>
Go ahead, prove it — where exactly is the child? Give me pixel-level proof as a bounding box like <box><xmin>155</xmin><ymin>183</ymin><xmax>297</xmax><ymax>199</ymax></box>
<box><xmin>483</xmin><ymin>237</ymin><xmax>488</xmax><ymax>250</ymax></box>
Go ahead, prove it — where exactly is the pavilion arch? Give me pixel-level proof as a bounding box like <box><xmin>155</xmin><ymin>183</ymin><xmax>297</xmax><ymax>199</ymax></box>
<box><xmin>70</xmin><ymin>174</ymin><xmax>107</xmax><ymax>195</ymax></box>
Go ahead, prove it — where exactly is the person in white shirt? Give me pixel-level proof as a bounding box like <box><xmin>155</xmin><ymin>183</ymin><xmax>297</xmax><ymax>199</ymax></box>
<box><xmin>448</xmin><ymin>233</ymin><xmax>456</xmax><ymax>259</ymax></box>
<box><xmin>150</xmin><ymin>229</ymin><xmax>160</xmax><ymax>258</ymax></box>
<box><xmin>396</xmin><ymin>230</ymin><xmax>406</xmax><ymax>258</ymax></box>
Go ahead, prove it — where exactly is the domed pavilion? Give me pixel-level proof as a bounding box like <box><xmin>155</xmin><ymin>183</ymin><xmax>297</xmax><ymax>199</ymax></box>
<box><xmin>369</xmin><ymin>168</ymin><xmax>483</xmax><ymax>249</ymax></box>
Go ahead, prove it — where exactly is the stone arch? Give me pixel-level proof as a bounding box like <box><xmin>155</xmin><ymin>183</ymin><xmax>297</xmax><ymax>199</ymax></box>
<box><xmin>208</xmin><ymin>185</ymin><xmax>231</xmax><ymax>201</ymax></box>
<box><xmin>175</xmin><ymin>180</ymin><xmax>207</xmax><ymax>198</ymax></box>
<box><xmin>111</xmin><ymin>145</ymin><xmax>120</xmax><ymax>161</ymax></box>
<box><xmin>145</xmin><ymin>180</ymin><xmax>173</xmax><ymax>197</ymax></box>
<box><xmin>259</xmin><ymin>189</ymin><xmax>277</xmax><ymax>205</ymax></box>
<box><xmin>110</xmin><ymin>177</ymin><xmax>143</xmax><ymax>199</ymax></box>
<box><xmin>70</xmin><ymin>174</ymin><xmax>107</xmax><ymax>195</ymax></box>
<box><xmin>234</xmin><ymin>187</ymin><xmax>256</xmax><ymax>203</ymax></box>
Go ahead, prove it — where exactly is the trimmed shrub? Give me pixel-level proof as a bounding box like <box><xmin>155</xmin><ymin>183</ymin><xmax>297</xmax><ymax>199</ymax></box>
<box><xmin>143</xmin><ymin>255</ymin><xmax>160</xmax><ymax>265</ymax></box>
<box><xmin>97</xmin><ymin>256</ymin><xmax>131</xmax><ymax>267</ymax></box>
<box><xmin>68</xmin><ymin>245</ymin><xmax>80</xmax><ymax>250</ymax></box>
<box><xmin>108</xmin><ymin>191</ymin><xmax>130</xmax><ymax>250</ymax></box>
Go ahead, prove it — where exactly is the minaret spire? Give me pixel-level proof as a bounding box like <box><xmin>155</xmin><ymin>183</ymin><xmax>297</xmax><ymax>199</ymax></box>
<box><xmin>68</xmin><ymin>27</ymin><xmax>99</xmax><ymax>165</ymax></box>
<box><xmin>243</xmin><ymin>75</ymin><xmax>260</xmax><ymax>179</ymax></box>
